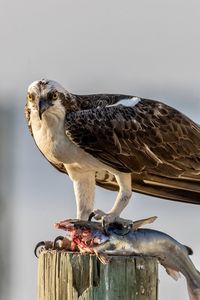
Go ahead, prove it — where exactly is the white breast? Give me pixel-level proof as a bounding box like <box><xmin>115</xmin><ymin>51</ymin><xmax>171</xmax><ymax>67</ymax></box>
<box><xmin>35</xmin><ymin>132</ymin><xmax>58</xmax><ymax>164</ymax></box>
<box><xmin>30</xmin><ymin>110</ymin><xmax>121</xmax><ymax>177</ymax></box>
<box><xmin>30</xmin><ymin>111</ymin><xmax>101</xmax><ymax>167</ymax></box>
<box><xmin>30</xmin><ymin>111</ymin><xmax>72</xmax><ymax>164</ymax></box>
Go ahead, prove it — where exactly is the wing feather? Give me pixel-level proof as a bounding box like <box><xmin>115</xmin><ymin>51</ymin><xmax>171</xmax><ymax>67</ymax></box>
<box><xmin>65</xmin><ymin>98</ymin><xmax>200</xmax><ymax>203</ymax></box>
<box><xmin>65</xmin><ymin>99</ymin><xmax>200</xmax><ymax>177</ymax></box>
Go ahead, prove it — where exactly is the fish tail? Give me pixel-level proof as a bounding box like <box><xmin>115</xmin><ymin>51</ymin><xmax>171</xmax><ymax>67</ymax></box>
<box><xmin>187</xmin><ymin>269</ymin><xmax>200</xmax><ymax>300</ymax></box>
<box><xmin>187</xmin><ymin>284</ymin><xmax>200</xmax><ymax>300</ymax></box>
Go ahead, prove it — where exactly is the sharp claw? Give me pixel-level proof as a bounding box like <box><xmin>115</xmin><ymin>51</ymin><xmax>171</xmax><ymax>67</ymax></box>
<box><xmin>88</xmin><ymin>212</ymin><xmax>95</xmax><ymax>221</ymax></box>
<box><xmin>34</xmin><ymin>240</ymin><xmax>54</xmax><ymax>258</ymax></box>
<box><xmin>102</xmin><ymin>218</ymin><xmax>109</xmax><ymax>234</ymax></box>
<box><xmin>53</xmin><ymin>236</ymin><xmax>64</xmax><ymax>249</ymax></box>
<box><xmin>34</xmin><ymin>241</ymin><xmax>46</xmax><ymax>258</ymax></box>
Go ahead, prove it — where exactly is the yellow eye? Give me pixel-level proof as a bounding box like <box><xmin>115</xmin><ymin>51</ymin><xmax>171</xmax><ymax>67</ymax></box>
<box><xmin>27</xmin><ymin>93</ymin><xmax>34</xmax><ymax>101</ymax></box>
<box><xmin>52</xmin><ymin>92</ymin><xmax>58</xmax><ymax>100</ymax></box>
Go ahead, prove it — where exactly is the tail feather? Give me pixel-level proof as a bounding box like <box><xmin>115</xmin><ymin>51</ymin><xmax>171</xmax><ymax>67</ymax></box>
<box><xmin>96</xmin><ymin>169</ymin><xmax>200</xmax><ymax>205</ymax></box>
<box><xmin>97</xmin><ymin>175</ymin><xmax>200</xmax><ymax>204</ymax></box>
<box><xmin>131</xmin><ymin>174</ymin><xmax>200</xmax><ymax>205</ymax></box>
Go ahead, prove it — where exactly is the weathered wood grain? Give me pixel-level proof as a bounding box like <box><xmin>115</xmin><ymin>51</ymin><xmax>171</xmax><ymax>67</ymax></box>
<box><xmin>38</xmin><ymin>250</ymin><xmax>158</xmax><ymax>300</ymax></box>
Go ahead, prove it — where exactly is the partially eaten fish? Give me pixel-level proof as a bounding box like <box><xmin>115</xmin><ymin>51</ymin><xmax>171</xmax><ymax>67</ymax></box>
<box><xmin>54</xmin><ymin>218</ymin><xmax>200</xmax><ymax>300</ymax></box>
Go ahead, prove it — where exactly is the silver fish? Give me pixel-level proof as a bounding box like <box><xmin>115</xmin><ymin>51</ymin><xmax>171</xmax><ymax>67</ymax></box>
<box><xmin>55</xmin><ymin>219</ymin><xmax>200</xmax><ymax>300</ymax></box>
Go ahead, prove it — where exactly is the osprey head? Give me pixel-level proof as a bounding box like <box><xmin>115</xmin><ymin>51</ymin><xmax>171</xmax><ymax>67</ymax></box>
<box><xmin>26</xmin><ymin>79</ymin><xmax>67</xmax><ymax>119</ymax></box>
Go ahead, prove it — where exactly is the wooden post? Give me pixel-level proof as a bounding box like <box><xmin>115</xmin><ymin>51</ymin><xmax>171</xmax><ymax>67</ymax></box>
<box><xmin>38</xmin><ymin>250</ymin><xmax>158</xmax><ymax>300</ymax></box>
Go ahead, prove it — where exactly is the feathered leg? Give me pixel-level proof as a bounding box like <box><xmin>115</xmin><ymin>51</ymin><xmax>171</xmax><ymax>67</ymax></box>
<box><xmin>92</xmin><ymin>173</ymin><xmax>133</xmax><ymax>226</ymax></box>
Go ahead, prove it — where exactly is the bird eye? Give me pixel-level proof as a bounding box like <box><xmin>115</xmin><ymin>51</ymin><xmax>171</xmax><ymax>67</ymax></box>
<box><xmin>52</xmin><ymin>92</ymin><xmax>58</xmax><ymax>100</ymax></box>
<box><xmin>27</xmin><ymin>93</ymin><xmax>34</xmax><ymax>101</ymax></box>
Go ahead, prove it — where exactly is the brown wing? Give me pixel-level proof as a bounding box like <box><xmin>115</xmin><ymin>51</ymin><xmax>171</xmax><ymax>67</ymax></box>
<box><xmin>71</xmin><ymin>93</ymin><xmax>133</xmax><ymax>109</ymax></box>
<box><xmin>24</xmin><ymin>104</ymin><xmax>67</xmax><ymax>174</ymax></box>
<box><xmin>24</xmin><ymin>93</ymin><xmax>133</xmax><ymax>175</ymax></box>
<box><xmin>65</xmin><ymin>98</ymin><xmax>200</xmax><ymax>204</ymax></box>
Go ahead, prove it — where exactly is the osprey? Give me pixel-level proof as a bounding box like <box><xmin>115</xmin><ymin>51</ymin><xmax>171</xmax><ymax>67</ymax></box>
<box><xmin>25</xmin><ymin>79</ymin><xmax>200</xmax><ymax>226</ymax></box>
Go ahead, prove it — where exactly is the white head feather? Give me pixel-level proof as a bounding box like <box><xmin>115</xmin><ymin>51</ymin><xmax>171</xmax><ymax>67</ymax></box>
<box><xmin>28</xmin><ymin>79</ymin><xmax>66</xmax><ymax>95</ymax></box>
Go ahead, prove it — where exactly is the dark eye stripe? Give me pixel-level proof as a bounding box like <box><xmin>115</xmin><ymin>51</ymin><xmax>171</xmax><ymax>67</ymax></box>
<box><xmin>48</xmin><ymin>91</ymin><xmax>58</xmax><ymax>101</ymax></box>
<box><xmin>27</xmin><ymin>92</ymin><xmax>36</xmax><ymax>102</ymax></box>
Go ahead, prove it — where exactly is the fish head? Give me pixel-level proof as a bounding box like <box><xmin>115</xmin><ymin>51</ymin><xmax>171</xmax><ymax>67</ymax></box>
<box><xmin>54</xmin><ymin>219</ymin><xmax>109</xmax><ymax>252</ymax></box>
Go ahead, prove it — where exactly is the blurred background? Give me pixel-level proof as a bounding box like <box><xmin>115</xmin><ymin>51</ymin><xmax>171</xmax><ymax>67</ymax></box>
<box><xmin>0</xmin><ymin>0</ymin><xmax>200</xmax><ymax>299</ymax></box>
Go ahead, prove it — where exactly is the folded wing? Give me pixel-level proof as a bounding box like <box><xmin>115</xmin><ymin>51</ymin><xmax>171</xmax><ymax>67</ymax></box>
<box><xmin>65</xmin><ymin>98</ymin><xmax>200</xmax><ymax>204</ymax></box>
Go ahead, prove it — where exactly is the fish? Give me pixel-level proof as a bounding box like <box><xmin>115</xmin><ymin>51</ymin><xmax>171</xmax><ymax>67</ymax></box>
<box><xmin>54</xmin><ymin>218</ymin><xmax>200</xmax><ymax>300</ymax></box>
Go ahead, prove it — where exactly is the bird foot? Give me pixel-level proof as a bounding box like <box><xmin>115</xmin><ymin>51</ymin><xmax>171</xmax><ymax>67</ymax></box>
<box><xmin>89</xmin><ymin>210</ymin><xmax>157</xmax><ymax>231</ymax></box>
<box><xmin>34</xmin><ymin>236</ymin><xmax>75</xmax><ymax>258</ymax></box>
<box><xmin>53</xmin><ymin>236</ymin><xmax>75</xmax><ymax>251</ymax></box>
<box><xmin>34</xmin><ymin>240</ymin><xmax>54</xmax><ymax>257</ymax></box>
<box><xmin>89</xmin><ymin>209</ymin><xmax>133</xmax><ymax>229</ymax></box>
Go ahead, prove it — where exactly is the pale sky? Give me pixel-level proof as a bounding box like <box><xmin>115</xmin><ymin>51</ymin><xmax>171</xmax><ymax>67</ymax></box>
<box><xmin>1</xmin><ymin>0</ymin><xmax>200</xmax><ymax>299</ymax></box>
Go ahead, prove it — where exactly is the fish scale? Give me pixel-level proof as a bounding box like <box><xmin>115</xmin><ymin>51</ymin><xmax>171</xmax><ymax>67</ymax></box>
<box><xmin>55</xmin><ymin>219</ymin><xmax>200</xmax><ymax>300</ymax></box>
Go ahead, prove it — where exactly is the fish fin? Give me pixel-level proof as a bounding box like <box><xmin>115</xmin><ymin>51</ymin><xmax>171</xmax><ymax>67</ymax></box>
<box><xmin>187</xmin><ymin>284</ymin><xmax>200</xmax><ymax>300</ymax></box>
<box><xmin>95</xmin><ymin>251</ymin><xmax>110</xmax><ymax>264</ymax></box>
<box><xmin>184</xmin><ymin>245</ymin><xmax>193</xmax><ymax>255</ymax></box>
<box><xmin>166</xmin><ymin>267</ymin><xmax>181</xmax><ymax>281</ymax></box>
<box><xmin>132</xmin><ymin>216</ymin><xmax>157</xmax><ymax>230</ymax></box>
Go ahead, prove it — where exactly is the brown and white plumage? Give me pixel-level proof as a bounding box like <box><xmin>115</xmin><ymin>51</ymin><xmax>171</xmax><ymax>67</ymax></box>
<box><xmin>25</xmin><ymin>79</ymin><xmax>200</xmax><ymax>224</ymax></box>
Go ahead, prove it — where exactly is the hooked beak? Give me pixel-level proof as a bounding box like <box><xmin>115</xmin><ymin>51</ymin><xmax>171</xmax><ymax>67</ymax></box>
<box><xmin>38</xmin><ymin>98</ymin><xmax>50</xmax><ymax>119</ymax></box>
